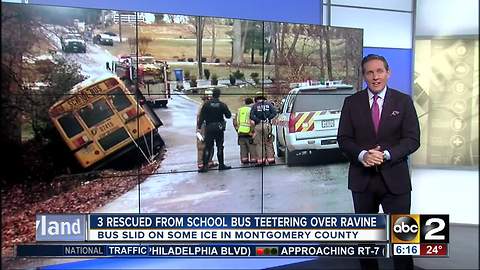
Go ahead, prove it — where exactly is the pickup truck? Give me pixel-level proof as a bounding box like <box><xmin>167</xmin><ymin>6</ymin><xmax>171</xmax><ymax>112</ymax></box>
<box><xmin>60</xmin><ymin>33</ymin><xmax>86</xmax><ymax>53</ymax></box>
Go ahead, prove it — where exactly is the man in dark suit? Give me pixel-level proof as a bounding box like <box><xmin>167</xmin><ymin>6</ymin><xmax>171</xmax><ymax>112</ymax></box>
<box><xmin>337</xmin><ymin>54</ymin><xmax>420</xmax><ymax>270</ymax></box>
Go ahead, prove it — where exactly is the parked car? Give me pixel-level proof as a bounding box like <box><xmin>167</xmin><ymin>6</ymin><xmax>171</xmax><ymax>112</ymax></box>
<box><xmin>273</xmin><ymin>81</ymin><xmax>355</xmax><ymax>165</ymax></box>
<box><xmin>60</xmin><ymin>33</ymin><xmax>86</xmax><ymax>53</ymax></box>
<box><xmin>102</xmin><ymin>31</ymin><xmax>117</xmax><ymax>37</ymax></box>
<box><xmin>93</xmin><ymin>33</ymin><xmax>114</xmax><ymax>46</ymax></box>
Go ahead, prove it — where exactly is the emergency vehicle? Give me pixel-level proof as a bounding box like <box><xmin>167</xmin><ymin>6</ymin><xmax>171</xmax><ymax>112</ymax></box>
<box><xmin>114</xmin><ymin>55</ymin><xmax>171</xmax><ymax>107</ymax></box>
<box><xmin>273</xmin><ymin>81</ymin><xmax>355</xmax><ymax>165</ymax></box>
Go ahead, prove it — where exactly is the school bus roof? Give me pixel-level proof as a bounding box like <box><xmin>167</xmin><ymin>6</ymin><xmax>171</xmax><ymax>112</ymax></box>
<box><xmin>49</xmin><ymin>74</ymin><xmax>121</xmax><ymax>109</ymax></box>
<box><xmin>69</xmin><ymin>74</ymin><xmax>118</xmax><ymax>94</ymax></box>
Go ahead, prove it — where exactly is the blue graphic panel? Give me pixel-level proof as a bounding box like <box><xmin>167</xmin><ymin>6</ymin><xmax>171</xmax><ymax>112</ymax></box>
<box><xmin>28</xmin><ymin>0</ymin><xmax>322</xmax><ymax>24</ymax></box>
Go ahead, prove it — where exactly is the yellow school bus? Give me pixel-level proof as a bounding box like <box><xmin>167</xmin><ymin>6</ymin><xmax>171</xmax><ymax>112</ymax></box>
<box><xmin>48</xmin><ymin>75</ymin><xmax>164</xmax><ymax>169</ymax></box>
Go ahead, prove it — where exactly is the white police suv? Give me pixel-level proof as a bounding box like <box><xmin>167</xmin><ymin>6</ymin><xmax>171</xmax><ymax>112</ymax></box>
<box><xmin>273</xmin><ymin>81</ymin><xmax>355</xmax><ymax>165</ymax></box>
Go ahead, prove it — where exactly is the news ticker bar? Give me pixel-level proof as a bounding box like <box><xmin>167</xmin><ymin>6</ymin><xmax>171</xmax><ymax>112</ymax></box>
<box><xmin>16</xmin><ymin>244</ymin><xmax>389</xmax><ymax>258</ymax></box>
<box><xmin>88</xmin><ymin>214</ymin><xmax>387</xmax><ymax>229</ymax></box>
<box><xmin>36</xmin><ymin>214</ymin><xmax>388</xmax><ymax>242</ymax></box>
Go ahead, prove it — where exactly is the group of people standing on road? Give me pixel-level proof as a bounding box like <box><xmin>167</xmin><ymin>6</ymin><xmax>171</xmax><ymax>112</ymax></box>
<box><xmin>235</xmin><ymin>93</ymin><xmax>277</xmax><ymax>166</ymax></box>
<box><xmin>195</xmin><ymin>54</ymin><xmax>418</xmax><ymax>269</ymax></box>
<box><xmin>196</xmin><ymin>88</ymin><xmax>277</xmax><ymax>173</ymax></box>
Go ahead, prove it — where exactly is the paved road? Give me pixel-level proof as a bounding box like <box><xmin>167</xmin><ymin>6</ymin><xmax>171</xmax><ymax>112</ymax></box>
<box><xmin>62</xmin><ymin>43</ymin><xmax>117</xmax><ymax>78</ymax></box>
<box><xmin>51</xmin><ymin>31</ymin><xmax>354</xmax><ymax>215</ymax></box>
<box><xmin>96</xmin><ymin>94</ymin><xmax>354</xmax><ymax>214</ymax></box>
<box><xmin>45</xmin><ymin>27</ymin><xmax>117</xmax><ymax>79</ymax></box>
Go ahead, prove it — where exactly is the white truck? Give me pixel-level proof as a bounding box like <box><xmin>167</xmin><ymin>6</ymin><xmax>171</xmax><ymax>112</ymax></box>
<box><xmin>273</xmin><ymin>81</ymin><xmax>355</xmax><ymax>165</ymax></box>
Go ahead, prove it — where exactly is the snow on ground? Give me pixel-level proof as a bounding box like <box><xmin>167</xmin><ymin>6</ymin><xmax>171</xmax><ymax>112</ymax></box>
<box><xmin>61</xmin><ymin>44</ymin><xmax>118</xmax><ymax>78</ymax></box>
<box><xmin>43</xmin><ymin>24</ymin><xmax>119</xmax><ymax>78</ymax></box>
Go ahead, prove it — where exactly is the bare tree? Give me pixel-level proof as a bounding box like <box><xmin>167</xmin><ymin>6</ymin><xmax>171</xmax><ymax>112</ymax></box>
<box><xmin>167</xmin><ymin>14</ymin><xmax>176</xmax><ymax>24</ymax></box>
<box><xmin>209</xmin><ymin>18</ymin><xmax>216</xmax><ymax>61</ymax></box>
<box><xmin>264</xmin><ymin>22</ymin><xmax>274</xmax><ymax>64</ymax></box>
<box><xmin>231</xmin><ymin>20</ymin><xmax>250</xmax><ymax>66</ymax></box>
<box><xmin>266</xmin><ymin>23</ymin><xmax>363</xmax><ymax>100</ymax></box>
<box><xmin>241</xmin><ymin>21</ymin><xmax>249</xmax><ymax>59</ymax></box>
<box><xmin>324</xmin><ymin>26</ymin><xmax>333</xmax><ymax>80</ymax></box>
<box><xmin>319</xmin><ymin>40</ymin><xmax>325</xmax><ymax>79</ymax></box>
<box><xmin>232</xmin><ymin>20</ymin><xmax>243</xmax><ymax>65</ymax></box>
<box><xmin>287</xmin><ymin>24</ymin><xmax>302</xmax><ymax>59</ymax></box>
<box><xmin>1</xmin><ymin>4</ymin><xmax>86</xmax><ymax>183</ymax></box>
<box><xmin>138</xmin><ymin>36</ymin><xmax>153</xmax><ymax>55</ymax></box>
<box><xmin>154</xmin><ymin>14</ymin><xmax>164</xmax><ymax>24</ymax></box>
<box><xmin>244</xmin><ymin>22</ymin><xmax>263</xmax><ymax>64</ymax></box>
<box><xmin>195</xmin><ymin>17</ymin><xmax>205</xmax><ymax>79</ymax></box>
<box><xmin>270</xmin><ymin>23</ymin><xmax>319</xmax><ymax>96</ymax></box>
<box><xmin>279</xmin><ymin>24</ymin><xmax>288</xmax><ymax>63</ymax></box>
<box><xmin>1</xmin><ymin>5</ymin><xmax>40</xmax><ymax>148</ymax></box>
<box><xmin>186</xmin><ymin>16</ymin><xmax>206</xmax><ymax>78</ymax></box>
<box><xmin>128</xmin><ymin>38</ymin><xmax>136</xmax><ymax>54</ymax></box>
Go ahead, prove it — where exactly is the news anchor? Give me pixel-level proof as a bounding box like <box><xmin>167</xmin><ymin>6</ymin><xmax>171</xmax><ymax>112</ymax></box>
<box><xmin>337</xmin><ymin>54</ymin><xmax>420</xmax><ymax>270</ymax></box>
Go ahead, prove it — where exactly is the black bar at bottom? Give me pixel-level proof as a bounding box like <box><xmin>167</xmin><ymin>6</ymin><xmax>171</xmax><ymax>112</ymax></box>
<box><xmin>16</xmin><ymin>243</ymin><xmax>387</xmax><ymax>258</ymax></box>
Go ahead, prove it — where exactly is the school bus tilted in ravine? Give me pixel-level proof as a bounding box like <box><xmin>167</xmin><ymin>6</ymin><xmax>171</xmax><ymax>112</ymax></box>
<box><xmin>48</xmin><ymin>75</ymin><xmax>164</xmax><ymax>169</ymax></box>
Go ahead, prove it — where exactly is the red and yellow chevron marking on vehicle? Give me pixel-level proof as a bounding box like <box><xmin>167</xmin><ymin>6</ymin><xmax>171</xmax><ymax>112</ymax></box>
<box><xmin>293</xmin><ymin>111</ymin><xmax>322</xmax><ymax>132</ymax></box>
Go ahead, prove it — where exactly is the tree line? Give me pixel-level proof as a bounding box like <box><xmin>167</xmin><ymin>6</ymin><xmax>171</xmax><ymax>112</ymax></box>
<box><xmin>1</xmin><ymin>4</ymin><xmax>87</xmax><ymax>186</ymax></box>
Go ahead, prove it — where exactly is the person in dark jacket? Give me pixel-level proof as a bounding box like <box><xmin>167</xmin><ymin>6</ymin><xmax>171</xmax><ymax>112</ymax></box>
<box><xmin>196</xmin><ymin>90</ymin><xmax>217</xmax><ymax>170</ymax></box>
<box><xmin>197</xmin><ymin>88</ymin><xmax>232</xmax><ymax>172</ymax></box>
<box><xmin>250</xmin><ymin>94</ymin><xmax>277</xmax><ymax>165</ymax></box>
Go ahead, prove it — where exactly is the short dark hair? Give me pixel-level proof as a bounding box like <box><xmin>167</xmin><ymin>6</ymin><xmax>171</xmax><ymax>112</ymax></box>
<box><xmin>361</xmin><ymin>54</ymin><xmax>389</xmax><ymax>74</ymax></box>
<box><xmin>244</xmin><ymin>97</ymin><xmax>253</xmax><ymax>105</ymax></box>
<box><xmin>212</xmin><ymin>88</ymin><xmax>221</xmax><ymax>98</ymax></box>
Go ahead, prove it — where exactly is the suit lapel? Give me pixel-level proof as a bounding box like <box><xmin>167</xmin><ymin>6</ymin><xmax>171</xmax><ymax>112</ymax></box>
<box><xmin>377</xmin><ymin>88</ymin><xmax>392</xmax><ymax>137</ymax></box>
<box><xmin>361</xmin><ymin>89</ymin><xmax>376</xmax><ymax>137</ymax></box>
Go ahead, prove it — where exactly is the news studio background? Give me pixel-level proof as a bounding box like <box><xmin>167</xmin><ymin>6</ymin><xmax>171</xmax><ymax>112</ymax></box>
<box><xmin>1</xmin><ymin>0</ymin><xmax>478</xmax><ymax>269</ymax></box>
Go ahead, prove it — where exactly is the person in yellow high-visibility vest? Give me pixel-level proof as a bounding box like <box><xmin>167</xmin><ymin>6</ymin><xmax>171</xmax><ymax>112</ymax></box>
<box><xmin>233</xmin><ymin>97</ymin><xmax>256</xmax><ymax>164</ymax></box>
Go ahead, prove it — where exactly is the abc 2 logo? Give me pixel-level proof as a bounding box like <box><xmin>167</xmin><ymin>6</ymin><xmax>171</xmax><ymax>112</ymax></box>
<box><xmin>391</xmin><ymin>215</ymin><xmax>449</xmax><ymax>244</ymax></box>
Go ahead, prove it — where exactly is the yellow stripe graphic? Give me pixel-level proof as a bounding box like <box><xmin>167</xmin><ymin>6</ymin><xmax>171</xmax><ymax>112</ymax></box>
<box><xmin>295</xmin><ymin>113</ymin><xmax>309</xmax><ymax>130</ymax></box>
<box><xmin>300</xmin><ymin>112</ymin><xmax>320</xmax><ymax>132</ymax></box>
<box><xmin>308</xmin><ymin>111</ymin><xmax>321</xmax><ymax>131</ymax></box>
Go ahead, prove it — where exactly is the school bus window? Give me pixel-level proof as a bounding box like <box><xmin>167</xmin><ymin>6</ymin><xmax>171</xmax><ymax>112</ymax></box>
<box><xmin>109</xmin><ymin>87</ymin><xmax>132</xmax><ymax>112</ymax></box>
<box><xmin>78</xmin><ymin>99</ymin><xmax>114</xmax><ymax>127</ymax></box>
<box><xmin>58</xmin><ymin>113</ymin><xmax>83</xmax><ymax>138</ymax></box>
<box><xmin>98</xmin><ymin>128</ymin><xmax>130</xmax><ymax>151</ymax></box>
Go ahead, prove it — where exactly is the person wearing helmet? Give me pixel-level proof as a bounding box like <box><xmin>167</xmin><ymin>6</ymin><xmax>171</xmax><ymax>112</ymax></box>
<box><xmin>233</xmin><ymin>97</ymin><xmax>256</xmax><ymax>164</ymax></box>
<box><xmin>250</xmin><ymin>92</ymin><xmax>277</xmax><ymax>165</ymax></box>
<box><xmin>196</xmin><ymin>90</ymin><xmax>217</xmax><ymax>170</ymax></box>
<box><xmin>197</xmin><ymin>88</ymin><xmax>232</xmax><ymax>172</ymax></box>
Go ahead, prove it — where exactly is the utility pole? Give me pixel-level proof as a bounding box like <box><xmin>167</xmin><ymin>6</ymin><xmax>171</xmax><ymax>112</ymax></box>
<box><xmin>118</xmin><ymin>12</ymin><xmax>122</xmax><ymax>43</ymax></box>
<box><xmin>196</xmin><ymin>16</ymin><xmax>204</xmax><ymax>79</ymax></box>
